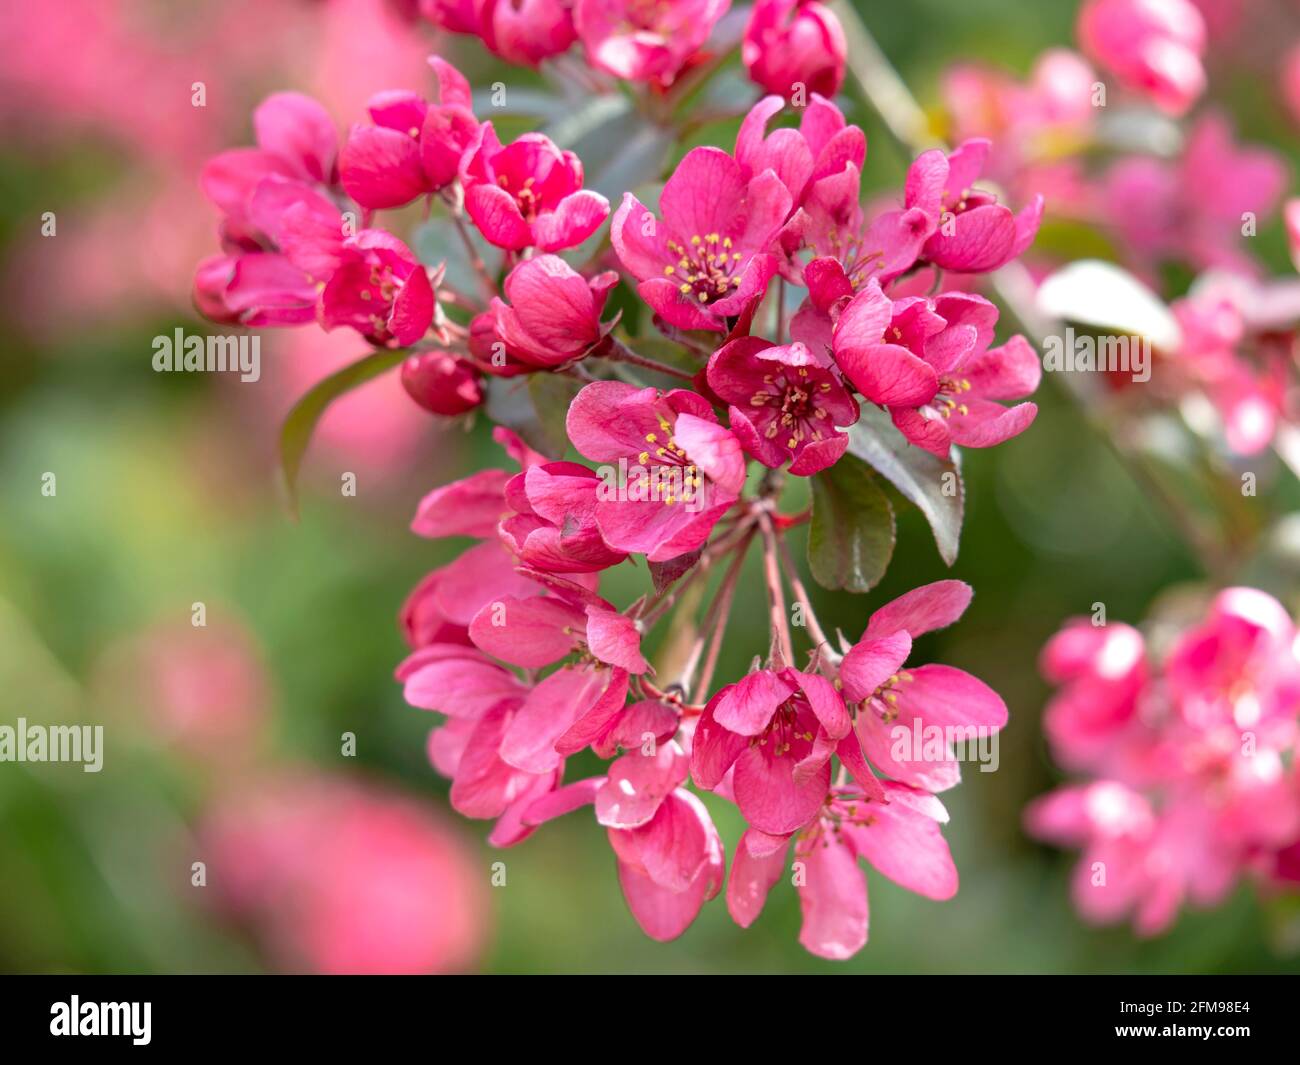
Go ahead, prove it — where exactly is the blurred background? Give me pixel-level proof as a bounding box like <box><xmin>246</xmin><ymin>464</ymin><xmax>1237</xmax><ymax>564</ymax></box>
<box><xmin>1</xmin><ymin>0</ymin><xmax>1298</xmax><ymax>974</ymax></box>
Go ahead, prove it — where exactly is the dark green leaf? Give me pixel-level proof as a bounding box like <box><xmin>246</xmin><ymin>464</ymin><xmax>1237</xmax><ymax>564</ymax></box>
<box><xmin>484</xmin><ymin>374</ymin><xmax>578</xmax><ymax>459</ymax></box>
<box><xmin>808</xmin><ymin>452</ymin><xmax>895</xmax><ymax>593</ymax></box>
<box><xmin>279</xmin><ymin>348</ymin><xmax>408</xmax><ymax>518</ymax></box>
<box><xmin>846</xmin><ymin>405</ymin><xmax>963</xmax><ymax>565</ymax></box>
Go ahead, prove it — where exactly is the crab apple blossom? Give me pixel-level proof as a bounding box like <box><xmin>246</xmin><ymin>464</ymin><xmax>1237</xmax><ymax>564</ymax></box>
<box><xmin>338</xmin><ymin>56</ymin><xmax>479</xmax><ymax>209</ymax></box>
<box><xmin>742</xmin><ymin>0</ymin><xmax>847</xmax><ymax>100</ymax></box>
<box><xmin>478</xmin><ymin>0</ymin><xmax>579</xmax><ymax>67</ymax></box>
<box><xmin>567</xmin><ymin>381</ymin><xmax>746</xmax><ymax>561</ymax></box>
<box><xmin>728</xmin><ymin>782</ymin><xmax>958</xmax><ymax>959</ymax></box>
<box><xmin>1103</xmin><ymin>112</ymin><xmax>1288</xmax><ymax>278</ymax></box>
<box><xmin>1076</xmin><ymin>0</ymin><xmax>1206</xmax><ymax>116</ymax></box>
<box><xmin>692</xmin><ymin>667</ymin><xmax>852</xmax><ymax>835</ymax></box>
<box><xmin>489</xmin><ymin>255</ymin><xmax>619</xmax><ymax>368</ymax></box>
<box><xmin>320</xmin><ymin>230</ymin><xmax>436</xmax><ymax>346</ymax></box>
<box><xmin>460</xmin><ymin>124</ymin><xmax>610</xmax><ymax>252</ymax></box>
<box><xmin>575</xmin><ymin>0</ymin><xmax>731</xmax><ymax>85</ymax></box>
<box><xmin>612</xmin><ymin>146</ymin><xmax>792</xmax><ymax>331</ymax></box>
<box><xmin>524</xmin><ymin>766</ymin><xmax>725</xmax><ymax>941</ymax></box>
<box><xmin>839</xmin><ymin>580</ymin><xmax>1008</xmax><ymax>793</ymax></box>
<box><xmin>707</xmin><ymin>336</ymin><xmax>858</xmax><ymax>475</ymax></box>
<box><xmin>831</xmin><ymin>280</ymin><xmax>1040</xmax><ymax>457</ymax></box>
<box><xmin>906</xmin><ymin>139</ymin><xmax>1044</xmax><ymax>274</ymax></box>
<box><xmin>187</xmin><ymin>19</ymin><xmax>1053</xmax><ymax>961</ymax></box>
<box><xmin>1028</xmin><ymin>589</ymin><xmax>1300</xmax><ymax>935</ymax></box>
<box><xmin>196</xmin><ymin>93</ymin><xmax>346</xmax><ymax>325</ymax></box>
<box><xmin>735</xmin><ymin>93</ymin><xmax>865</xmax><ymax>207</ymax></box>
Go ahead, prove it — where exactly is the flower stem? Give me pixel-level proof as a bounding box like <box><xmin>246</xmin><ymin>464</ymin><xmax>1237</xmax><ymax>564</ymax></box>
<box><xmin>772</xmin><ymin>525</ymin><xmax>837</xmax><ymax>664</ymax></box>
<box><xmin>758</xmin><ymin>511</ymin><xmax>793</xmax><ymax>668</ymax></box>
<box><xmin>602</xmin><ymin>338</ymin><xmax>696</xmax><ymax>382</ymax></box>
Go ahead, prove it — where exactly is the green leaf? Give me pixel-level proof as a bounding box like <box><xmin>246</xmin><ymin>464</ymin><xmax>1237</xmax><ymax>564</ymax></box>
<box><xmin>808</xmin><ymin>453</ymin><xmax>896</xmax><ymax>593</ymax></box>
<box><xmin>279</xmin><ymin>348</ymin><xmax>408</xmax><ymax>518</ymax></box>
<box><xmin>484</xmin><ymin>374</ymin><xmax>578</xmax><ymax>459</ymax></box>
<box><xmin>846</xmin><ymin>405</ymin><xmax>964</xmax><ymax>566</ymax></box>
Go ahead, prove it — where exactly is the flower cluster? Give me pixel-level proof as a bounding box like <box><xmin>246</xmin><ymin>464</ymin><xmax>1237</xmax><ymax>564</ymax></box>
<box><xmin>192</xmin><ymin>8</ymin><xmax>1043</xmax><ymax>958</ymax></box>
<box><xmin>1026</xmin><ymin>589</ymin><xmax>1300</xmax><ymax>934</ymax></box>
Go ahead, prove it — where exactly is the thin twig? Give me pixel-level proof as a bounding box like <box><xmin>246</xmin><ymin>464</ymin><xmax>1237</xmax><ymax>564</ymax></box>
<box><xmin>602</xmin><ymin>338</ymin><xmax>696</xmax><ymax>381</ymax></box>
<box><xmin>771</xmin><ymin>525</ymin><xmax>836</xmax><ymax>663</ymax></box>
<box><xmin>758</xmin><ymin>512</ymin><xmax>793</xmax><ymax>667</ymax></box>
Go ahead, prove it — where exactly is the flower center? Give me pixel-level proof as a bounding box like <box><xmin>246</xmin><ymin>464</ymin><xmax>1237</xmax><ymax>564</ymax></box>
<box><xmin>932</xmin><ymin>375</ymin><xmax>972</xmax><ymax>419</ymax></box>
<box><xmin>749</xmin><ymin>367</ymin><xmax>835</xmax><ymax>449</ymax></box>
<box><xmin>751</xmin><ymin>699</ymin><xmax>813</xmax><ymax>757</ymax></box>
<box><xmin>664</xmin><ymin>233</ymin><xmax>744</xmax><ymax>305</ymax></box>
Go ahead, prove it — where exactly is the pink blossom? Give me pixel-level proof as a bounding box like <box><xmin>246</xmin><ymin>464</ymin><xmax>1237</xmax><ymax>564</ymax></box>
<box><xmin>575</xmin><ymin>0</ymin><xmax>731</xmax><ymax>84</ymax></box>
<box><xmin>525</xmin><ymin>759</ymin><xmax>725</xmax><ymax>941</ymax></box>
<box><xmin>1028</xmin><ymin>589</ymin><xmax>1300</xmax><ymax>934</ymax></box>
<box><xmin>611</xmin><ymin>146</ymin><xmax>792</xmax><ymax>331</ymax></box>
<box><xmin>1104</xmin><ymin>113</ymin><xmax>1288</xmax><ymax>277</ymax></box>
<box><xmin>338</xmin><ymin>56</ymin><xmax>479</xmax><ymax>209</ymax></box>
<box><xmin>728</xmin><ymin>781</ymin><xmax>957</xmax><ymax>959</ymax></box>
<box><xmin>1171</xmin><ymin>290</ymin><xmax>1287</xmax><ymax>456</ymax></box>
<box><xmin>478</xmin><ymin>0</ymin><xmax>578</xmax><ymax>67</ymax></box>
<box><xmin>905</xmin><ymin>139</ymin><xmax>1044</xmax><ymax>273</ymax></box>
<box><xmin>460</xmin><ymin>124</ymin><xmax>610</xmax><ymax>251</ymax></box>
<box><xmin>692</xmin><ymin>667</ymin><xmax>851</xmax><ymax>835</ymax></box>
<box><xmin>735</xmin><ymin>94</ymin><xmax>865</xmax><ymax>207</ymax></box>
<box><xmin>320</xmin><ymin>230</ymin><xmax>435</xmax><ymax>346</ymax></box>
<box><xmin>499</xmin><ymin>462</ymin><xmax>631</xmax><ymax>572</ymax></box>
<box><xmin>742</xmin><ymin>0</ymin><xmax>846</xmax><ymax>100</ymax></box>
<box><xmin>489</xmin><ymin>255</ymin><xmax>619</xmax><ymax>367</ymax></box>
<box><xmin>838</xmin><ymin>580</ymin><xmax>1008</xmax><ymax>792</ymax></box>
<box><xmin>1077</xmin><ymin>0</ymin><xmax>1206</xmax><ymax>115</ymax></box>
<box><xmin>400</xmin><ymin>351</ymin><xmax>485</xmax><ymax>415</ymax></box>
<box><xmin>566</xmin><ymin>381</ymin><xmax>747</xmax><ymax>561</ymax></box>
<box><xmin>706</xmin><ymin>337</ymin><xmax>858</xmax><ymax>474</ymax></box>
<box><xmin>831</xmin><ymin>280</ymin><xmax>1040</xmax><ymax>457</ymax></box>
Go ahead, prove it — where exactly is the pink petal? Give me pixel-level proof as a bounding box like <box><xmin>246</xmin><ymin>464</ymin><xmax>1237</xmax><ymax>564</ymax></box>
<box><xmin>796</xmin><ymin>836</ymin><xmax>868</xmax><ymax>960</ymax></box>
<box><xmin>865</xmin><ymin>580</ymin><xmax>973</xmax><ymax>640</ymax></box>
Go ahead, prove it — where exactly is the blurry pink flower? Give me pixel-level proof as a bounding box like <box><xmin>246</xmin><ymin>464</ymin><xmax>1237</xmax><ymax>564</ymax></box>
<box><xmin>338</xmin><ymin>56</ymin><xmax>479</xmax><ymax>209</ymax></box>
<box><xmin>728</xmin><ymin>781</ymin><xmax>957</xmax><ymax>959</ymax></box>
<box><xmin>420</xmin><ymin>0</ymin><xmax>481</xmax><ymax>33</ymax></box>
<box><xmin>742</xmin><ymin>0</ymin><xmax>846</xmax><ymax>100</ymax></box>
<box><xmin>96</xmin><ymin>617</ymin><xmax>270</xmax><ymax>762</ymax></box>
<box><xmin>489</xmin><ymin>255</ymin><xmax>619</xmax><ymax>367</ymax></box>
<box><xmin>1077</xmin><ymin>0</ymin><xmax>1207</xmax><ymax>115</ymax></box>
<box><xmin>692</xmin><ymin>667</ymin><xmax>851</xmax><ymax>835</ymax></box>
<box><xmin>575</xmin><ymin>0</ymin><xmax>730</xmax><ymax>84</ymax></box>
<box><xmin>478</xmin><ymin>0</ymin><xmax>578</xmax><ymax>67</ymax></box>
<box><xmin>1284</xmin><ymin>44</ymin><xmax>1300</xmax><ymax>129</ymax></box>
<box><xmin>320</xmin><ymin>230</ymin><xmax>435</xmax><ymax>346</ymax></box>
<box><xmin>611</xmin><ymin>146</ymin><xmax>792</xmax><ymax>331</ymax></box>
<box><xmin>566</xmin><ymin>381</ymin><xmax>746</xmax><ymax>561</ymax></box>
<box><xmin>831</xmin><ymin>281</ymin><xmax>1040</xmax><ymax>457</ymax></box>
<box><xmin>838</xmin><ymin>580</ymin><xmax>1008</xmax><ymax>793</ymax></box>
<box><xmin>1104</xmin><ymin>113</ymin><xmax>1288</xmax><ymax>277</ymax></box>
<box><xmin>401</xmin><ymin>351</ymin><xmax>485</xmax><ymax>415</ymax></box>
<box><xmin>202</xmin><ymin>774</ymin><xmax>487</xmax><ymax>973</ymax></box>
<box><xmin>1039</xmin><ymin>619</ymin><xmax>1148</xmax><ymax>775</ymax></box>
<box><xmin>1028</xmin><ymin>589</ymin><xmax>1300</xmax><ymax>935</ymax></box>
<box><xmin>460</xmin><ymin>125</ymin><xmax>610</xmax><ymax>251</ymax></box>
<box><xmin>706</xmin><ymin>337</ymin><xmax>858</xmax><ymax>475</ymax></box>
<box><xmin>1172</xmin><ymin>290</ymin><xmax>1286</xmax><ymax>455</ymax></box>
